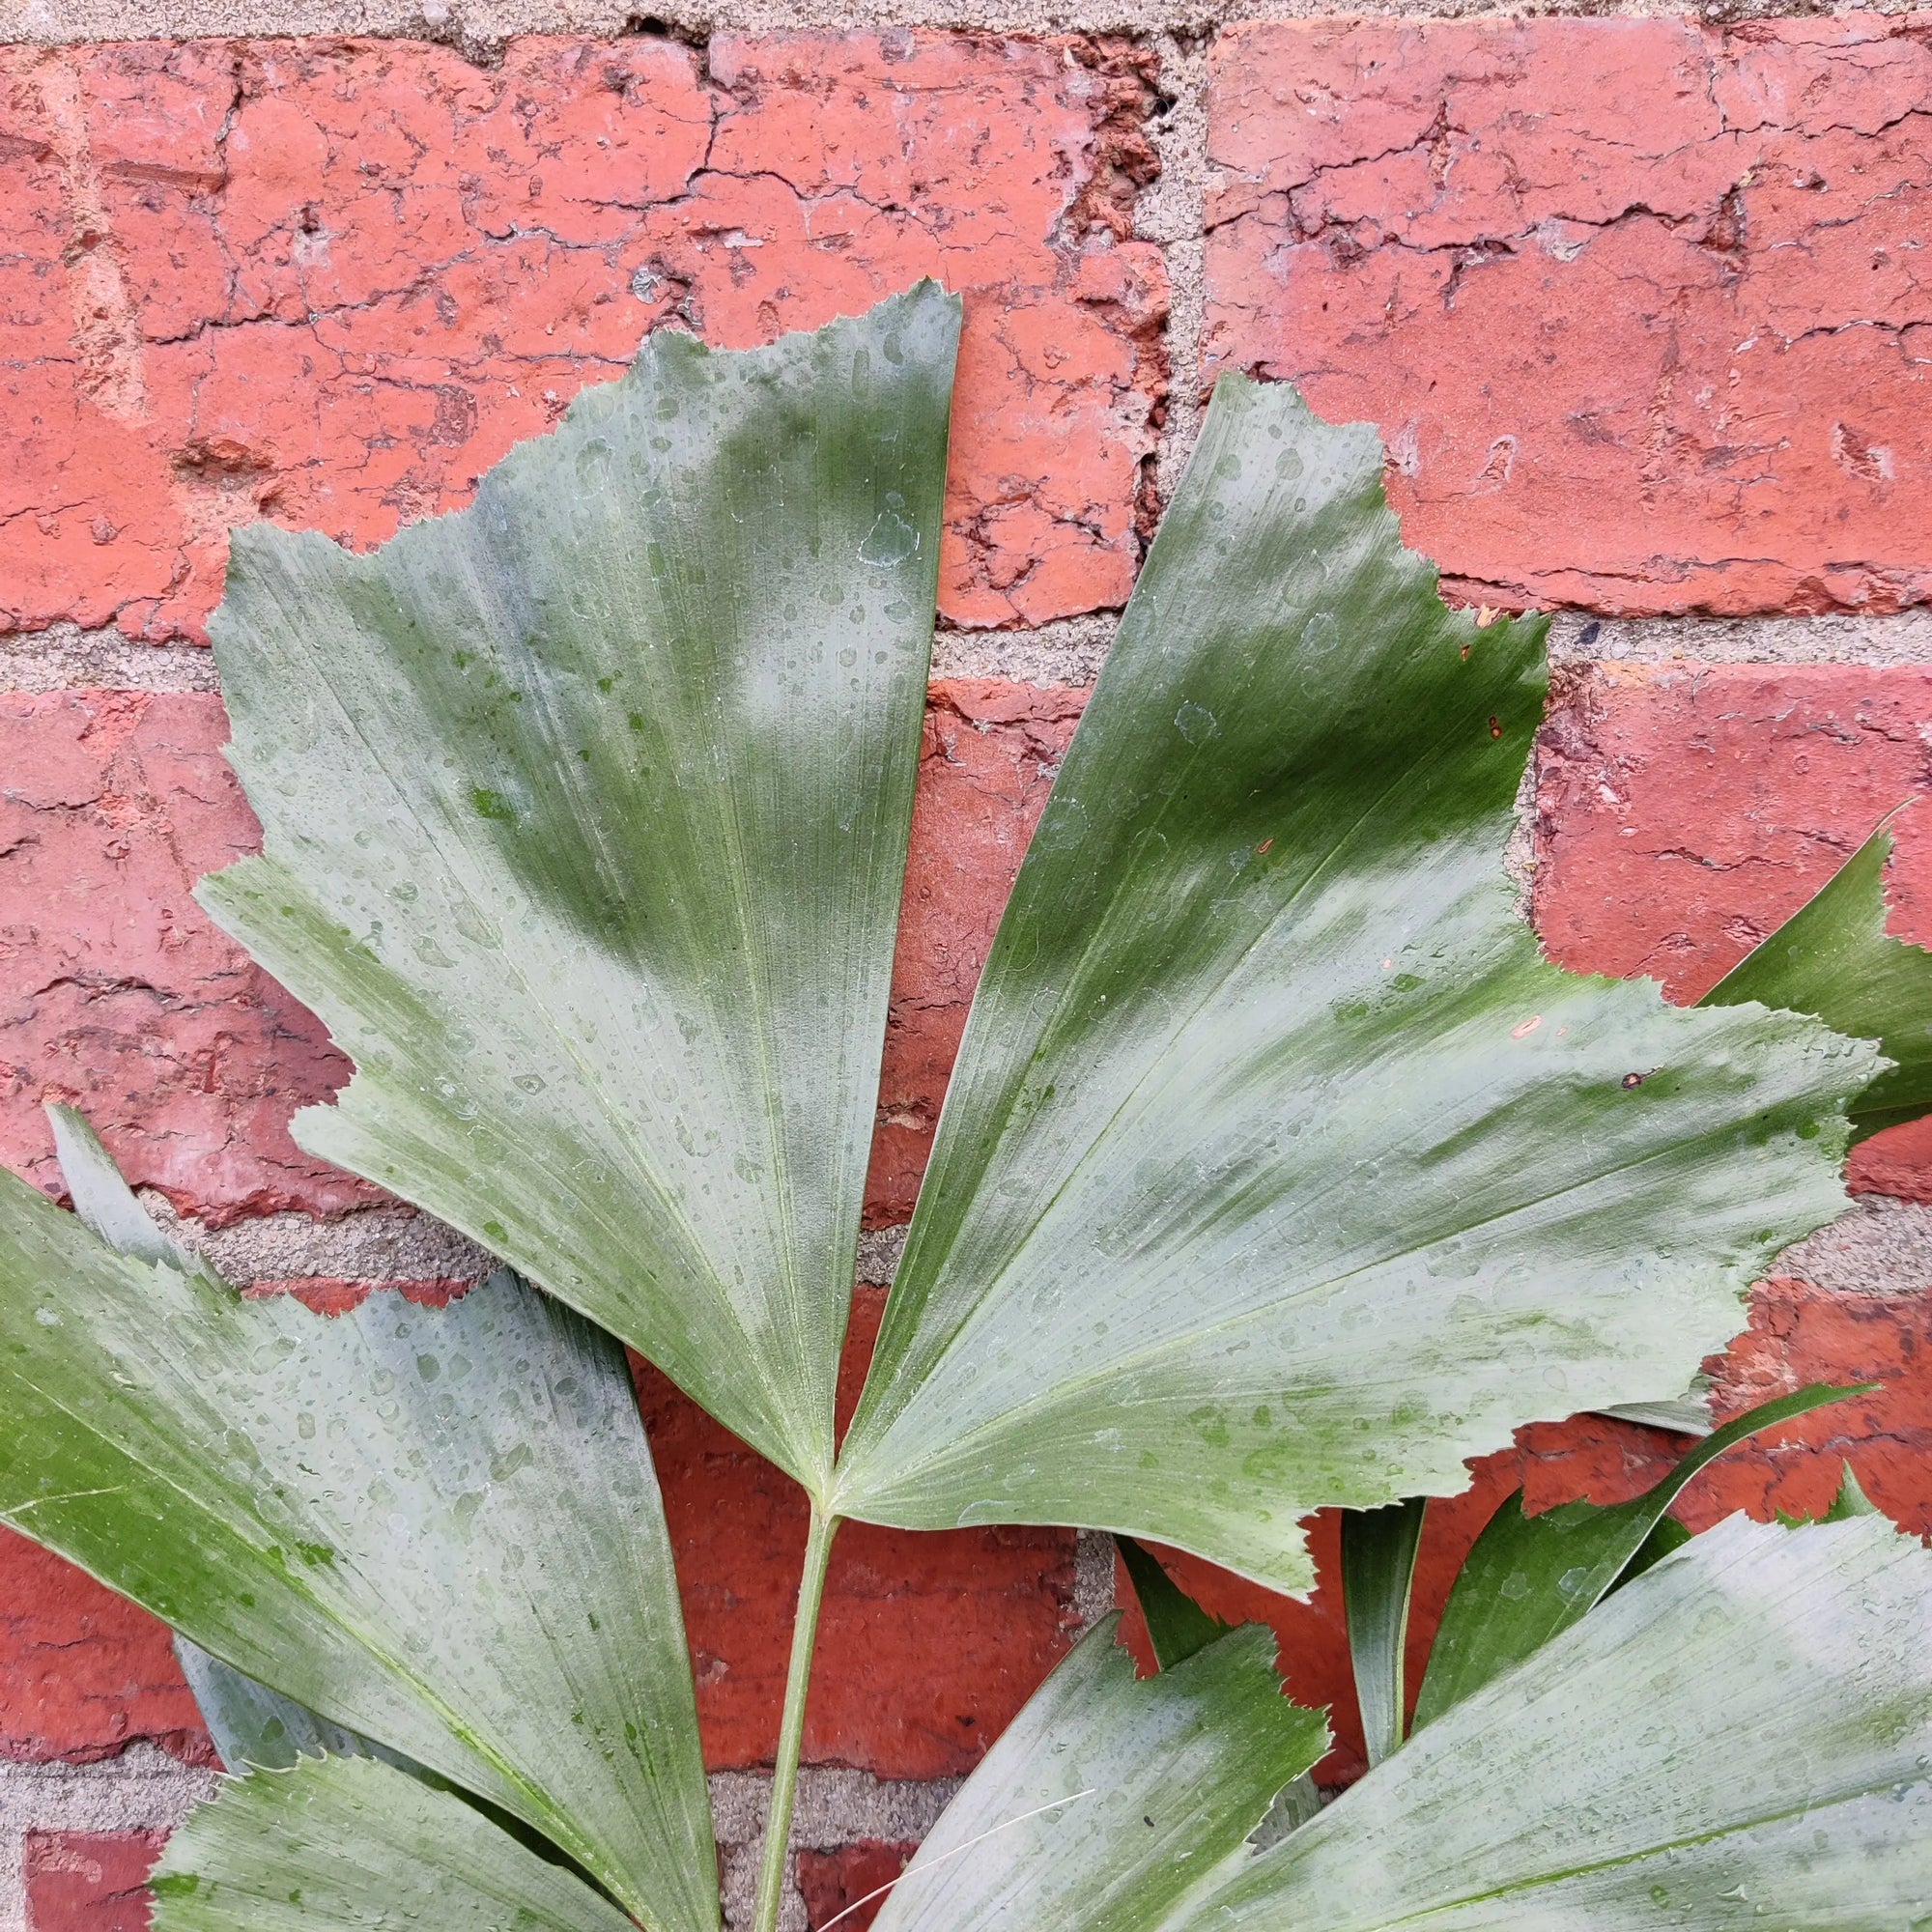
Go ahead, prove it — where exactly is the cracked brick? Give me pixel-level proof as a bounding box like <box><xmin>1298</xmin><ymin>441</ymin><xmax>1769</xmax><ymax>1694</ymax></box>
<box><xmin>1205</xmin><ymin>17</ymin><xmax>1932</xmax><ymax>618</ymax></box>
<box><xmin>1533</xmin><ymin>662</ymin><xmax>1932</xmax><ymax>1196</ymax></box>
<box><xmin>0</xmin><ymin>34</ymin><xmax>1167</xmax><ymax>644</ymax></box>
<box><xmin>0</xmin><ymin>690</ymin><xmax>374</xmax><ymax>1225</ymax></box>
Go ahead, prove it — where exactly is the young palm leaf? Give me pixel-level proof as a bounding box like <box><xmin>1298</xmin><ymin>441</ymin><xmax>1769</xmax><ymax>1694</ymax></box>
<box><xmin>0</xmin><ymin>1112</ymin><xmax>715</xmax><ymax>1932</ymax></box>
<box><xmin>1410</xmin><ymin>1380</ymin><xmax>1862</xmax><ymax>1728</ymax></box>
<box><xmin>870</xmin><ymin>1515</ymin><xmax>1932</xmax><ymax>1932</ymax></box>
<box><xmin>833</xmin><ymin>372</ymin><xmax>1876</xmax><ymax>1594</ymax></box>
<box><xmin>196</xmin><ymin>285</ymin><xmax>960</xmax><ymax>1498</ymax></box>
<box><xmin>1700</xmin><ymin>817</ymin><xmax>1932</xmax><ymax>1140</ymax></box>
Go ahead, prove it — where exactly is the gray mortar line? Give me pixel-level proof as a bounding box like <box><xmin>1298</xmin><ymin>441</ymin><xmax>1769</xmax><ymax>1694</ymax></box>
<box><xmin>1546</xmin><ymin>610</ymin><xmax>1932</xmax><ymax>668</ymax></box>
<box><xmin>716</xmin><ymin>1769</ymin><xmax>962</xmax><ymax>1932</ymax></box>
<box><xmin>140</xmin><ymin>1193</ymin><xmax>495</xmax><ymax>1288</ymax></box>
<box><xmin>0</xmin><ymin>625</ymin><xmax>217</xmax><ymax>696</ymax></box>
<box><xmin>1142</xmin><ymin>30</ymin><xmax>1212</xmax><ymax>503</ymax></box>
<box><xmin>15</xmin><ymin>611</ymin><xmax>1932</xmax><ymax>697</ymax></box>
<box><xmin>0</xmin><ymin>0</ymin><xmax>1913</xmax><ymax>48</ymax></box>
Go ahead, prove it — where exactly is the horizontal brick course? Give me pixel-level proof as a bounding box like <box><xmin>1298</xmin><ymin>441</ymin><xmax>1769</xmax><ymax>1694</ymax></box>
<box><xmin>0</xmin><ymin>33</ymin><xmax>1165</xmax><ymax>645</ymax></box>
<box><xmin>1206</xmin><ymin>17</ymin><xmax>1932</xmax><ymax>618</ymax></box>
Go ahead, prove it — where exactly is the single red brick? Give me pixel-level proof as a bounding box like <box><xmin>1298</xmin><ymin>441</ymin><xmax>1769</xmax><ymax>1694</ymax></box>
<box><xmin>0</xmin><ymin>1535</ymin><xmax>206</xmax><ymax>1765</ymax></box>
<box><xmin>0</xmin><ymin>35</ymin><xmax>1164</xmax><ymax>645</ymax></box>
<box><xmin>640</xmin><ymin>1285</ymin><xmax>1078</xmax><ymax>1779</ymax></box>
<box><xmin>24</xmin><ymin>1831</ymin><xmax>165</xmax><ymax>1932</ymax></box>
<box><xmin>867</xmin><ymin>681</ymin><xmax>1088</xmax><ymax>1222</ymax></box>
<box><xmin>1206</xmin><ymin>17</ymin><xmax>1932</xmax><ymax>617</ymax></box>
<box><xmin>0</xmin><ymin>690</ymin><xmax>373</xmax><ymax>1226</ymax></box>
<box><xmin>797</xmin><ymin>1840</ymin><xmax>918</xmax><ymax>1932</ymax></box>
<box><xmin>1533</xmin><ymin>663</ymin><xmax>1932</xmax><ymax>1193</ymax></box>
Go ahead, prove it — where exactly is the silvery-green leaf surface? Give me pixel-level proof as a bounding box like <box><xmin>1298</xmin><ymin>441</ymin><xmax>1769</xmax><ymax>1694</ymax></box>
<box><xmin>0</xmin><ymin>1118</ymin><xmax>715</xmax><ymax>1932</ymax></box>
<box><xmin>1197</xmin><ymin>1514</ymin><xmax>1932</xmax><ymax>1931</ymax></box>
<box><xmin>880</xmin><ymin>1517</ymin><xmax>1932</xmax><ymax>1932</ymax></box>
<box><xmin>834</xmin><ymin>374</ymin><xmax>1875</xmax><ymax>1593</ymax></box>
<box><xmin>1702</xmin><ymin>821</ymin><xmax>1932</xmax><ymax>1141</ymax></box>
<box><xmin>175</xmin><ymin>1636</ymin><xmax>387</xmax><ymax>1774</ymax></box>
<box><xmin>869</xmin><ymin>1621</ymin><xmax>1325</xmax><ymax>1932</ymax></box>
<box><xmin>1411</xmin><ymin>1380</ymin><xmax>1860</xmax><ymax>1729</ymax></box>
<box><xmin>151</xmin><ymin>1755</ymin><xmax>635</xmax><ymax>1932</ymax></box>
<box><xmin>199</xmin><ymin>286</ymin><xmax>959</xmax><ymax>1495</ymax></box>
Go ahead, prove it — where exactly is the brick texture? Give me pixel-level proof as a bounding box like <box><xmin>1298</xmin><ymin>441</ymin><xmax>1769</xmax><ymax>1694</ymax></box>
<box><xmin>1206</xmin><ymin>17</ymin><xmax>1932</xmax><ymax>617</ymax></box>
<box><xmin>1534</xmin><ymin>664</ymin><xmax>1932</xmax><ymax>1196</ymax></box>
<box><xmin>0</xmin><ymin>33</ymin><xmax>1165</xmax><ymax>645</ymax></box>
<box><xmin>24</xmin><ymin>1831</ymin><xmax>163</xmax><ymax>1932</ymax></box>
<box><xmin>0</xmin><ymin>691</ymin><xmax>371</xmax><ymax>1224</ymax></box>
<box><xmin>797</xmin><ymin>1840</ymin><xmax>917</xmax><ymax>1932</ymax></box>
<box><xmin>0</xmin><ymin>1536</ymin><xmax>208</xmax><ymax>1766</ymax></box>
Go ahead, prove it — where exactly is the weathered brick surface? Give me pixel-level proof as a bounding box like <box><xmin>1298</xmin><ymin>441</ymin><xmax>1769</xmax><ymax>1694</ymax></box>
<box><xmin>1534</xmin><ymin>664</ymin><xmax>1932</xmax><ymax>1195</ymax></box>
<box><xmin>867</xmin><ymin>680</ymin><xmax>1087</xmax><ymax>1224</ymax></box>
<box><xmin>1206</xmin><ymin>17</ymin><xmax>1932</xmax><ymax>617</ymax></box>
<box><xmin>0</xmin><ymin>1536</ymin><xmax>208</xmax><ymax>1766</ymax></box>
<box><xmin>0</xmin><ymin>691</ymin><xmax>372</xmax><ymax>1223</ymax></box>
<box><xmin>0</xmin><ymin>34</ymin><xmax>1165</xmax><ymax>644</ymax></box>
<box><xmin>797</xmin><ymin>1839</ymin><xmax>916</xmax><ymax>1932</ymax></box>
<box><xmin>24</xmin><ymin>1830</ymin><xmax>164</xmax><ymax>1932</ymax></box>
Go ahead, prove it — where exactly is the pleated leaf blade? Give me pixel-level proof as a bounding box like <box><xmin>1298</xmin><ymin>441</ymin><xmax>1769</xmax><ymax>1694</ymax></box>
<box><xmin>0</xmin><ymin>1118</ymin><xmax>715</xmax><ymax>1932</ymax></box>
<box><xmin>836</xmin><ymin>375</ymin><xmax>1876</xmax><ymax>1593</ymax></box>
<box><xmin>199</xmin><ymin>287</ymin><xmax>960</xmax><ymax>1493</ymax></box>
<box><xmin>151</xmin><ymin>1755</ymin><xmax>637</xmax><ymax>1932</ymax></box>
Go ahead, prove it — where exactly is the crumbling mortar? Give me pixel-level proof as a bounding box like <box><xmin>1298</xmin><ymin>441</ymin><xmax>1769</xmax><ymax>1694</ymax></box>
<box><xmin>3</xmin><ymin>0</ymin><xmax>1918</xmax><ymax>50</ymax></box>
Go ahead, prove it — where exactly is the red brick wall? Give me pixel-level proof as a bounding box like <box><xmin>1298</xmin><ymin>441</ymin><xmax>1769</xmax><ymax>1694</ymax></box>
<box><xmin>4</xmin><ymin>15</ymin><xmax>1931</xmax><ymax>1930</ymax></box>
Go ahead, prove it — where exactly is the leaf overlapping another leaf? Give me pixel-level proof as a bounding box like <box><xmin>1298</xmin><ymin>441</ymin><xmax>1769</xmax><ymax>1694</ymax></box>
<box><xmin>151</xmin><ymin>1755</ymin><xmax>636</xmax><ymax>1932</ymax></box>
<box><xmin>0</xmin><ymin>1115</ymin><xmax>714</xmax><ymax>1932</ymax></box>
<box><xmin>834</xmin><ymin>372</ymin><xmax>1878</xmax><ymax>1593</ymax></box>
<box><xmin>199</xmin><ymin>286</ymin><xmax>961</xmax><ymax>1498</ymax></box>
<box><xmin>1701</xmin><ymin>819</ymin><xmax>1932</xmax><ymax>1141</ymax></box>
<box><xmin>876</xmin><ymin>1517</ymin><xmax>1932</xmax><ymax>1932</ymax></box>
